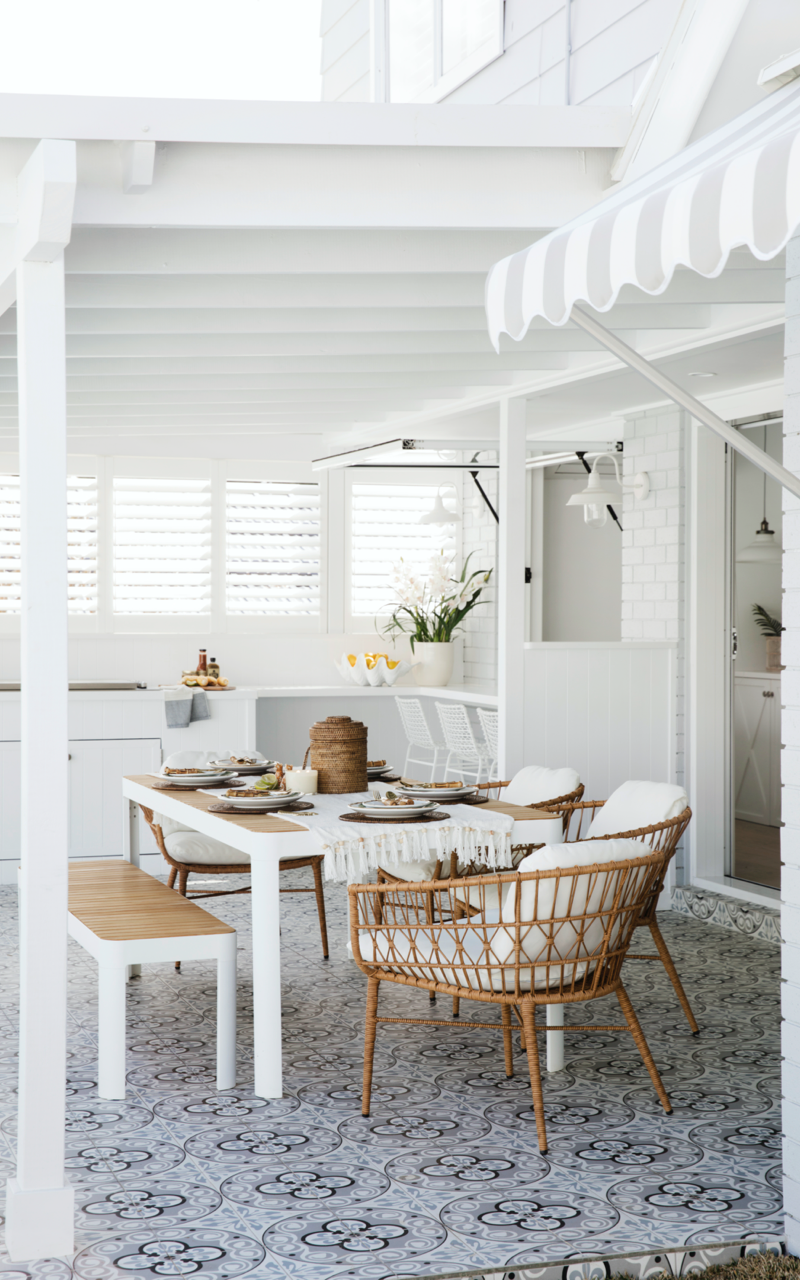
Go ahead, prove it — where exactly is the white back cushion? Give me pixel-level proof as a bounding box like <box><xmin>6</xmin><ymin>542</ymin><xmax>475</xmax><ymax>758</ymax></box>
<box><xmin>163</xmin><ymin>750</ymin><xmax>218</xmax><ymax>770</ymax></box>
<box><xmin>164</xmin><ymin>830</ymin><xmax>249</xmax><ymax>866</ymax></box>
<box><xmin>586</xmin><ymin>781</ymin><xmax>688</xmax><ymax>839</ymax></box>
<box><xmin>153</xmin><ymin>812</ymin><xmax>195</xmax><ymax>838</ymax></box>
<box><xmin>503</xmin><ymin>765</ymin><xmax>580</xmax><ymax>806</ymax></box>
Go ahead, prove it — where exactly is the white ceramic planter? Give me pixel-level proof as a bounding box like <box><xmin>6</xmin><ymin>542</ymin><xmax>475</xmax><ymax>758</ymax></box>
<box><xmin>412</xmin><ymin>641</ymin><xmax>454</xmax><ymax>687</ymax></box>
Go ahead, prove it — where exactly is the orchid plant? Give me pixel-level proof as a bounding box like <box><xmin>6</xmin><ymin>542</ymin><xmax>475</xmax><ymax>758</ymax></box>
<box><xmin>380</xmin><ymin>551</ymin><xmax>492</xmax><ymax>652</ymax></box>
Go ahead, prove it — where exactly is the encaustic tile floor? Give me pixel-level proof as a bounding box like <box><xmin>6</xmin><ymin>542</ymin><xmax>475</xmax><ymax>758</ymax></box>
<box><xmin>0</xmin><ymin>869</ymin><xmax>784</xmax><ymax>1280</ymax></box>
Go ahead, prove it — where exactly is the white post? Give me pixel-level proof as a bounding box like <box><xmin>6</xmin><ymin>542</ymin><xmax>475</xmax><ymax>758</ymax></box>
<box><xmin>498</xmin><ymin>397</ymin><xmax>527</xmax><ymax>777</ymax></box>
<box><xmin>5</xmin><ymin>139</ymin><xmax>76</xmax><ymax>1263</ymax></box>
<box><xmin>5</xmin><ymin>253</ymin><xmax>74</xmax><ymax>1259</ymax></box>
<box><xmin>782</xmin><ymin>231</ymin><xmax>800</xmax><ymax>1255</ymax></box>
<box><xmin>250</xmin><ymin>855</ymin><xmax>283</xmax><ymax>1098</ymax></box>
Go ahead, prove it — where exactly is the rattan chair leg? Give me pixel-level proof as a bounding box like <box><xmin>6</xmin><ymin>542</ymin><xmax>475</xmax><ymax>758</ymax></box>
<box><xmin>167</xmin><ymin>867</ymin><xmax>177</xmax><ymax>889</ymax></box>
<box><xmin>501</xmin><ymin>1004</ymin><xmax>514</xmax><ymax>1079</ymax></box>
<box><xmin>519</xmin><ymin>1000</ymin><xmax>547</xmax><ymax>1153</ymax></box>
<box><xmin>311</xmin><ymin>858</ymin><xmax>329</xmax><ymax>959</ymax></box>
<box><xmin>616</xmin><ymin>983</ymin><xmax>672</xmax><ymax>1114</ymax></box>
<box><xmin>646</xmin><ymin>918</ymin><xmax>699</xmax><ymax>1033</ymax></box>
<box><xmin>362</xmin><ymin>976</ymin><xmax>380</xmax><ymax>1116</ymax></box>
<box><xmin>452</xmin><ymin>996</ymin><xmax>460</xmax><ymax>1018</ymax></box>
<box><xmin>429</xmin><ymin>990</ymin><xmax>436</xmax><ymax>1002</ymax></box>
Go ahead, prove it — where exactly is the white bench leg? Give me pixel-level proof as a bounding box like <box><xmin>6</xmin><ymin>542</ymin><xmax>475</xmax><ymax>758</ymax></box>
<box><xmin>98</xmin><ymin>965</ymin><xmax>127</xmax><ymax>1100</ymax></box>
<box><xmin>216</xmin><ymin>934</ymin><xmax>237</xmax><ymax>1091</ymax></box>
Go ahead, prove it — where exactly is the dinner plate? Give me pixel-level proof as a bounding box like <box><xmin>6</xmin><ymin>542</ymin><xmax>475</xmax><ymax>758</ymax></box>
<box><xmin>221</xmin><ymin>790</ymin><xmax>304</xmax><ymax>810</ymax></box>
<box><xmin>367</xmin><ymin>763</ymin><xmax>393</xmax><ymax>778</ymax></box>
<box><xmin>160</xmin><ymin>770</ymin><xmax>237</xmax><ymax>786</ymax></box>
<box><xmin>397</xmin><ymin>783</ymin><xmax>478</xmax><ymax>800</ymax></box>
<box><xmin>349</xmin><ymin>798</ymin><xmax>436</xmax><ymax>816</ymax></box>
<box><xmin>210</xmin><ymin>758</ymin><xmax>273</xmax><ymax>772</ymax></box>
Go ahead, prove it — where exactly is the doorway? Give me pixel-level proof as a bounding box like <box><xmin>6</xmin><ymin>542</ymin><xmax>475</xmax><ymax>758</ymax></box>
<box><xmin>731</xmin><ymin>418</ymin><xmax>783</xmax><ymax>890</ymax></box>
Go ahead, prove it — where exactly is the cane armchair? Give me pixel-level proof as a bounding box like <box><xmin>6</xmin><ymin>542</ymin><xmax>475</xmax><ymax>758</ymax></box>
<box><xmin>556</xmin><ymin>781</ymin><xmax>695</xmax><ymax>1031</ymax></box>
<box><xmin>350</xmin><ymin>839</ymin><xmax>673</xmax><ymax>1154</ymax></box>
<box><xmin>141</xmin><ymin>806</ymin><xmax>329</xmax><ymax>963</ymax></box>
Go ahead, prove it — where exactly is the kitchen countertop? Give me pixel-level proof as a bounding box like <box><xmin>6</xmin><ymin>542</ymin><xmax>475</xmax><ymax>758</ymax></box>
<box><xmin>0</xmin><ymin>682</ymin><xmax>498</xmax><ymax>706</ymax></box>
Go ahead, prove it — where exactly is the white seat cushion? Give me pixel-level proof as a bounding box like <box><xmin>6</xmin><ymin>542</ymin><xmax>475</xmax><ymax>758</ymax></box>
<box><xmin>358</xmin><ymin>838</ymin><xmax>648</xmax><ymax>992</ymax></box>
<box><xmin>163</xmin><ymin>830</ymin><xmax>250</xmax><ymax>867</ymax></box>
<box><xmin>153</xmin><ymin>812</ymin><xmax>196</xmax><ymax>838</ymax></box>
<box><xmin>586</xmin><ymin>781</ymin><xmax>688</xmax><ymax>840</ymax></box>
<box><xmin>378</xmin><ymin>859</ymin><xmax>439</xmax><ymax>883</ymax></box>
<box><xmin>503</xmin><ymin>765</ymin><xmax>580</xmax><ymax>806</ymax></box>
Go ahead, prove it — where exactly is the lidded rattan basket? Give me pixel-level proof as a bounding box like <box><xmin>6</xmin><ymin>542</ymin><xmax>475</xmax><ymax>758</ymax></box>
<box><xmin>306</xmin><ymin>715</ymin><xmax>368</xmax><ymax>794</ymax></box>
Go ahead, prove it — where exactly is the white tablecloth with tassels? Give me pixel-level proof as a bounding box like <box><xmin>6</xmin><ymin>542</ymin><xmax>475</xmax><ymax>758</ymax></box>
<box><xmin>269</xmin><ymin>790</ymin><xmax>562</xmax><ymax>884</ymax></box>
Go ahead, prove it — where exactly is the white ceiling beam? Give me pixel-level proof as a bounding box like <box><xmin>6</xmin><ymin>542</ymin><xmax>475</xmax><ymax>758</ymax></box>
<box><xmin>62</xmin><ymin>229</ymin><xmax>542</xmax><ymax>275</ymax></box>
<box><xmin>0</xmin><ymin>304</ymin><xmax>714</xmax><ymax>335</ymax></box>
<box><xmin>0</xmin><ymin>96</ymin><xmax>632</xmax><ymax>148</ymax></box>
<box><xmin>0</xmin><ymin>139</ymin><xmax>77</xmax><ymax>317</ymax></box>
<box><xmin>70</xmin><ymin>143</ymin><xmax>616</xmax><ymax>231</ymax></box>
<box><xmin>0</xmin><ymin>352</ymin><xmax>567</xmax><ymax>373</ymax></box>
<box><xmin>63</xmin><ymin>387</ymin><xmax>470</xmax><ymax>405</ymax></box>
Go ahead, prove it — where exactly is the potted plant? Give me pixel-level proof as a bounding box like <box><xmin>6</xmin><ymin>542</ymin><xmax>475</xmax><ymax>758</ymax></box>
<box><xmin>752</xmin><ymin>603</ymin><xmax>785</xmax><ymax>672</ymax></box>
<box><xmin>381</xmin><ymin>552</ymin><xmax>492</xmax><ymax>687</ymax></box>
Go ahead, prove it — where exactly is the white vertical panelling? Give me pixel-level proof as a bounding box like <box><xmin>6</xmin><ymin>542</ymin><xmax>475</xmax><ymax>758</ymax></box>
<box><xmin>782</xmin><ymin>230</ymin><xmax>800</xmax><ymax>1254</ymax></box>
<box><xmin>523</xmin><ymin>642</ymin><xmax>675</xmax><ymax>803</ymax></box>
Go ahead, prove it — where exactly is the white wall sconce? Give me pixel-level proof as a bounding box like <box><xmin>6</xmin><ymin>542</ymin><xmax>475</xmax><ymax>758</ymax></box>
<box><xmin>418</xmin><ymin>484</ymin><xmax>462</xmax><ymax>525</ymax></box>
<box><xmin>566</xmin><ymin>453</ymin><xmax>649</xmax><ymax>527</ymax></box>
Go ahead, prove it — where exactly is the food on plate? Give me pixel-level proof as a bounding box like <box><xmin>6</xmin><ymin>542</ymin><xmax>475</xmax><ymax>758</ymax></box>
<box><xmin>367</xmin><ymin>759</ymin><xmax>386</xmax><ymax>768</ymax></box>
<box><xmin>254</xmin><ymin>773</ymin><xmax>278</xmax><ymax>792</ymax></box>
<box><xmin>230</xmin><ymin>755</ymin><xmax>258</xmax><ymax>765</ymax></box>
<box><xmin>401</xmin><ymin>779</ymin><xmax>464</xmax><ymax>788</ymax></box>
<box><xmin>380</xmin><ymin>791</ymin><xmax>415</xmax><ymax>807</ymax></box>
<box><xmin>181</xmin><ymin>675</ymin><xmax>229</xmax><ymax>688</ymax></box>
<box><xmin>163</xmin><ymin>767</ymin><xmax>206</xmax><ymax>776</ymax></box>
<box><xmin>225</xmin><ymin>788</ymin><xmax>274</xmax><ymax>798</ymax></box>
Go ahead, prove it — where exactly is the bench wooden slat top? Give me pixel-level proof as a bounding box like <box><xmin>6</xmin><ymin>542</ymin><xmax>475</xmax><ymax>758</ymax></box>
<box><xmin>124</xmin><ymin>775</ymin><xmax>556</xmax><ymax>830</ymax></box>
<box><xmin>69</xmin><ymin>859</ymin><xmax>235</xmax><ymax>941</ymax></box>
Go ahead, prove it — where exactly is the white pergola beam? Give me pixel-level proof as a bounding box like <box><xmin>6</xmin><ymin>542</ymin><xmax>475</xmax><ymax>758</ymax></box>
<box><xmin>120</xmin><ymin>140</ymin><xmax>156</xmax><ymax>194</ymax></box>
<box><xmin>498</xmin><ymin>396</ymin><xmax>527</xmax><ymax>778</ymax></box>
<box><xmin>5</xmin><ymin>139</ymin><xmax>75</xmax><ymax>1263</ymax></box>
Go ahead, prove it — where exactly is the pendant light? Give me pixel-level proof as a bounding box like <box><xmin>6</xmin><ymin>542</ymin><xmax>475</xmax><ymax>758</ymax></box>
<box><xmin>418</xmin><ymin>485</ymin><xmax>461</xmax><ymax>525</ymax></box>
<box><xmin>737</xmin><ymin>425</ymin><xmax>782</xmax><ymax>564</ymax></box>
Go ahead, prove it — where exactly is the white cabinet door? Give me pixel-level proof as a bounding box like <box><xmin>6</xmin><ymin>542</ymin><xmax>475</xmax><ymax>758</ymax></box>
<box><xmin>68</xmin><ymin>738</ymin><xmax>161</xmax><ymax>862</ymax></box>
<box><xmin>734</xmin><ymin>679</ymin><xmax>780</xmax><ymax>825</ymax></box>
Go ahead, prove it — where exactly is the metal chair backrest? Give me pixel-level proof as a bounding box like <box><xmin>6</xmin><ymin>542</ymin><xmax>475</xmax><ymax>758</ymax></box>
<box><xmin>435</xmin><ymin>701</ymin><xmax>485</xmax><ymax>762</ymax></box>
<box><xmin>396</xmin><ymin>697</ymin><xmax>440</xmax><ymax>749</ymax></box>
<box><xmin>350</xmin><ymin>846</ymin><xmax>670</xmax><ymax>1001</ymax></box>
<box><xmin>476</xmin><ymin>707</ymin><xmax>498</xmax><ymax>763</ymax></box>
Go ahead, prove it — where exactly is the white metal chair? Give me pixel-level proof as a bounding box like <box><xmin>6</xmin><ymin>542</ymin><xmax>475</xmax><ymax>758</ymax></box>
<box><xmin>435</xmin><ymin>700</ymin><xmax>493</xmax><ymax>783</ymax></box>
<box><xmin>476</xmin><ymin>707</ymin><xmax>499</xmax><ymax>777</ymax></box>
<box><xmin>395</xmin><ymin>696</ymin><xmax>448</xmax><ymax>780</ymax></box>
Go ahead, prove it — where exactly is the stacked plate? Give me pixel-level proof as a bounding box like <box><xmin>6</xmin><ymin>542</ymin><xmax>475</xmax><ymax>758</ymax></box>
<box><xmin>159</xmin><ymin>768</ymin><xmax>237</xmax><ymax>787</ymax></box>
<box><xmin>397</xmin><ymin>782</ymin><xmax>478</xmax><ymax>801</ymax></box>
<box><xmin>220</xmin><ymin>790</ymin><xmax>304</xmax><ymax>811</ymax></box>
<box><xmin>367</xmin><ymin>762</ymin><xmax>393</xmax><ymax>779</ymax></box>
<box><xmin>209</xmin><ymin>758</ymin><xmax>275</xmax><ymax>776</ymax></box>
<box><xmin>348</xmin><ymin>797</ymin><xmax>437</xmax><ymax>820</ymax></box>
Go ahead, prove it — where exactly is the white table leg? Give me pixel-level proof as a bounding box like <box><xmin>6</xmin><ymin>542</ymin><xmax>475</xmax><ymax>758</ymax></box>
<box><xmin>250</xmin><ymin>855</ymin><xmax>283</xmax><ymax>1098</ymax></box>
<box><xmin>216</xmin><ymin>934</ymin><xmax>237</xmax><ymax>1091</ymax></box>
<box><xmin>546</xmin><ymin>1003</ymin><xmax>565</xmax><ymax>1072</ymax></box>
<box><xmin>98</xmin><ymin>964</ymin><xmax>128</xmax><ymax>1100</ymax></box>
<box><xmin>124</xmin><ymin>801</ymin><xmax>142</xmax><ymax>978</ymax></box>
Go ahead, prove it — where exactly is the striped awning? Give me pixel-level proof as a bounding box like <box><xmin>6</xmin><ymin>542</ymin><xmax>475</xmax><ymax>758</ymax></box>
<box><xmin>486</xmin><ymin>78</ymin><xmax>800</xmax><ymax>347</ymax></box>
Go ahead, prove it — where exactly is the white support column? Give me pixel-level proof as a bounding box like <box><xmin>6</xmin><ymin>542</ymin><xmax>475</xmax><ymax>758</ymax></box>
<box><xmin>781</xmin><ymin>230</ymin><xmax>800</xmax><ymax>1255</ymax></box>
<box><xmin>5</xmin><ymin>139</ymin><xmax>76</xmax><ymax>1263</ymax></box>
<box><xmin>498</xmin><ymin>397</ymin><xmax>527</xmax><ymax>777</ymax></box>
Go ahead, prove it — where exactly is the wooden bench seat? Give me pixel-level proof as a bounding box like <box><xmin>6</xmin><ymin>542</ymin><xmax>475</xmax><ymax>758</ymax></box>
<box><xmin>68</xmin><ymin>860</ymin><xmax>236</xmax><ymax>1099</ymax></box>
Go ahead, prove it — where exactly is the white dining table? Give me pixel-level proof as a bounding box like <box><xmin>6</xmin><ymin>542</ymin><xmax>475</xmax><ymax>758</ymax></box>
<box><xmin>122</xmin><ymin>775</ymin><xmax>566</xmax><ymax>1096</ymax></box>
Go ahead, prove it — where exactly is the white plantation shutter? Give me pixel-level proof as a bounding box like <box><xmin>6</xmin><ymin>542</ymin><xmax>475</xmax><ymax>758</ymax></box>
<box><xmin>113</xmin><ymin>477</ymin><xmax>211</xmax><ymax>615</ymax></box>
<box><xmin>0</xmin><ymin>474</ymin><xmax>98</xmax><ymax>615</ymax></box>
<box><xmin>351</xmin><ymin>482</ymin><xmax>457</xmax><ymax>617</ymax></box>
<box><xmin>226</xmin><ymin>479</ymin><xmax>321</xmax><ymax>616</ymax></box>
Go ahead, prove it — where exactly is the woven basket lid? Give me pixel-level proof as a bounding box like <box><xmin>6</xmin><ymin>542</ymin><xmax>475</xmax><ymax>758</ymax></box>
<box><xmin>309</xmin><ymin>715</ymin><xmax>366</xmax><ymax>738</ymax></box>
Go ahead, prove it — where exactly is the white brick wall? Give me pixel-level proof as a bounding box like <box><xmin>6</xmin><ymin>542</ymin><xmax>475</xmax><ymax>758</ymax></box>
<box><xmin>623</xmin><ymin>410</ymin><xmax>686</xmax><ymax>875</ymax></box>
<box><xmin>461</xmin><ymin>459</ymin><xmax>498</xmax><ymax>686</ymax></box>
<box><xmin>782</xmin><ymin>232</ymin><xmax>800</xmax><ymax>1254</ymax></box>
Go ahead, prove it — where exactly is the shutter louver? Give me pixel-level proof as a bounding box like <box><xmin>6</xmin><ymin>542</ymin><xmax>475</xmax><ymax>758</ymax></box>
<box><xmin>226</xmin><ymin>479</ymin><xmax>320</xmax><ymax>616</ymax></box>
<box><xmin>0</xmin><ymin>474</ymin><xmax>98</xmax><ymax>615</ymax></box>
<box><xmin>113</xmin><ymin>477</ymin><xmax>211</xmax><ymax>615</ymax></box>
<box><xmin>351</xmin><ymin>482</ymin><xmax>457</xmax><ymax>617</ymax></box>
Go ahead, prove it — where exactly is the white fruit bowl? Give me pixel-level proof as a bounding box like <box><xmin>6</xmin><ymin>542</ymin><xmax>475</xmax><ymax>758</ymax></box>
<box><xmin>335</xmin><ymin>652</ymin><xmax>412</xmax><ymax>687</ymax></box>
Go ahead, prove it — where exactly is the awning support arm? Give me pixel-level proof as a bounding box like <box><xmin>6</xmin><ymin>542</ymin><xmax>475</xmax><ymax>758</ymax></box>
<box><xmin>570</xmin><ymin>305</ymin><xmax>800</xmax><ymax>500</ymax></box>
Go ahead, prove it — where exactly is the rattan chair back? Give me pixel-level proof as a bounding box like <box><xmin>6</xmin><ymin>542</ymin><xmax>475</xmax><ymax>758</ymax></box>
<box><xmin>351</xmin><ymin>846</ymin><xmax>669</xmax><ymax>1004</ymax></box>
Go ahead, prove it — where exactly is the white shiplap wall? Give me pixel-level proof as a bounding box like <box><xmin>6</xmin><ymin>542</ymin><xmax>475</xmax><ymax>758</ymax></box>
<box><xmin>321</xmin><ymin>0</ymin><xmax>371</xmax><ymax>102</ymax></box>
<box><xmin>523</xmin><ymin>640</ymin><xmax>676</xmax><ymax>803</ymax></box>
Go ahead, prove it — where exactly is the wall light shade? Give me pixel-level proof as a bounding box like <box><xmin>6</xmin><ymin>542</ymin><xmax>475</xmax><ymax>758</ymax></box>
<box><xmin>418</xmin><ymin>486</ymin><xmax>461</xmax><ymax>525</ymax></box>
<box><xmin>737</xmin><ymin>517</ymin><xmax>782</xmax><ymax>563</ymax></box>
<box><xmin>565</xmin><ymin>456</ymin><xmax>650</xmax><ymax>527</ymax></box>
